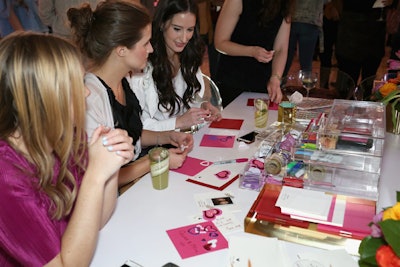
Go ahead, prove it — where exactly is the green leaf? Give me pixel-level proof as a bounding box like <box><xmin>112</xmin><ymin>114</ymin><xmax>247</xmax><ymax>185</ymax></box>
<box><xmin>391</xmin><ymin>98</ymin><xmax>400</xmax><ymax>127</ymax></box>
<box><xmin>382</xmin><ymin>90</ymin><xmax>400</xmax><ymax>105</ymax></box>
<box><xmin>358</xmin><ymin>236</ymin><xmax>386</xmax><ymax>266</ymax></box>
<box><xmin>397</xmin><ymin>191</ymin><xmax>400</xmax><ymax>202</ymax></box>
<box><xmin>380</xmin><ymin>219</ymin><xmax>400</xmax><ymax>257</ymax></box>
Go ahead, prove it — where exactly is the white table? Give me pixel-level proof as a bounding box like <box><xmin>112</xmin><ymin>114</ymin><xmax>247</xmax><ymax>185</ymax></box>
<box><xmin>90</xmin><ymin>92</ymin><xmax>400</xmax><ymax>267</ymax></box>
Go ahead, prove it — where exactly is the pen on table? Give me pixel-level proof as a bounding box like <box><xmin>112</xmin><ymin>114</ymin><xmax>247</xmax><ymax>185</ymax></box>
<box><xmin>213</xmin><ymin>158</ymin><xmax>248</xmax><ymax>165</ymax></box>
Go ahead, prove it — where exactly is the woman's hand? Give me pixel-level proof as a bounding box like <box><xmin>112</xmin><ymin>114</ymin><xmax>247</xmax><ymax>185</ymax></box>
<box><xmin>176</xmin><ymin>107</ymin><xmax>210</xmax><ymax>129</ymax></box>
<box><xmin>251</xmin><ymin>46</ymin><xmax>275</xmax><ymax>63</ymax></box>
<box><xmin>201</xmin><ymin>101</ymin><xmax>222</xmax><ymax>122</ymax></box>
<box><xmin>267</xmin><ymin>77</ymin><xmax>283</xmax><ymax>104</ymax></box>
<box><xmin>168</xmin><ymin>131</ymin><xmax>194</xmax><ymax>153</ymax></box>
<box><xmin>87</xmin><ymin>126</ymin><xmax>134</xmax><ymax>179</ymax></box>
<box><xmin>168</xmin><ymin>148</ymin><xmax>188</xmax><ymax>169</ymax></box>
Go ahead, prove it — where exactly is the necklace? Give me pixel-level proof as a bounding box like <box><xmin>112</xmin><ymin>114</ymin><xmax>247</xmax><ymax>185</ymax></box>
<box><xmin>114</xmin><ymin>82</ymin><xmax>126</xmax><ymax>105</ymax></box>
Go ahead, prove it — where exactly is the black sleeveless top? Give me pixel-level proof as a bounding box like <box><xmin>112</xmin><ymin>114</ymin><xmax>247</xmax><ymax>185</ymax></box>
<box><xmin>98</xmin><ymin>77</ymin><xmax>143</xmax><ymax>146</ymax></box>
<box><xmin>216</xmin><ymin>0</ymin><xmax>284</xmax><ymax>92</ymax></box>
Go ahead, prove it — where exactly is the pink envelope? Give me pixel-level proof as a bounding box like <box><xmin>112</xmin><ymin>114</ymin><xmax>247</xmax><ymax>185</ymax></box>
<box><xmin>171</xmin><ymin>156</ymin><xmax>210</xmax><ymax>176</ymax></box>
<box><xmin>200</xmin><ymin>134</ymin><xmax>235</xmax><ymax>148</ymax></box>
<box><xmin>209</xmin><ymin>118</ymin><xmax>243</xmax><ymax>130</ymax></box>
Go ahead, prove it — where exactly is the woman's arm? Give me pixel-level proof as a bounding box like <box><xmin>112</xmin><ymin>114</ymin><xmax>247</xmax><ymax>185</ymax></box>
<box><xmin>45</xmin><ymin>127</ymin><xmax>133</xmax><ymax>267</ymax></box>
<box><xmin>8</xmin><ymin>4</ymin><xmax>23</xmax><ymax>31</ymax></box>
<box><xmin>214</xmin><ymin>0</ymin><xmax>274</xmax><ymax>63</ymax></box>
<box><xmin>268</xmin><ymin>19</ymin><xmax>291</xmax><ymax>103</ymax></box>
<box><xmin>118</xmin><ymin>155</ymin><xmax>151</xmax><ymax>187</ymax></box>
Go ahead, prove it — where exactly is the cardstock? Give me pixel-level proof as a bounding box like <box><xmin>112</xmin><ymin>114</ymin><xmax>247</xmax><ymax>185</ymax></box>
<box><xmin>247</xmin><ymin>98</ymin><xmax>278</xmax><ymax>110</ymax></box>
<box><xmin>317</xmin><ymin>197</ymin><xmax>376</xmax><ymax>239</ymax></box>
<box><xmin>199</xmin><ymin>134</ymin><xmax>235</xmax><ymax>148</ymax></box>
<box><xmin>228</xmin><ymin>235</ymin><xmax>289</xmax><ymax>267</ymax></box>
<box><xmin>290</xmin><ymin>196</ymin><xmax>346</xmax><ymax>227</ymax></box>
<box><xmin>276</xmin><ymin>186</ymin><xmax>333</xmax><ymax>221</ymax></box>
<box><xmin>186</xmin><ymin>162</ymin><xmax>246</xmax><ymax>190</ymax></box>
<box><xmin>171</xmin><ymin>156</ymin><xmax>209</xmax><ymax>176</ymax></box>
<box><xmin>297</xmin><ymin>249</ymin><xmax>358</xmax><ymax>267</ymax></box>
<box><xmin>166</xmin><ymin>221</ymin><xmax>228</xmax><ymax>259</ymax></box>
<box><xmin>209</xmin><ymin>118</ymin><xmax>244</xmax><ymax>130</ymax></box>
<box><xmin>188</xmin><ymin>210</ymin><xmax>242</xmax><ymax>235</ymax></box>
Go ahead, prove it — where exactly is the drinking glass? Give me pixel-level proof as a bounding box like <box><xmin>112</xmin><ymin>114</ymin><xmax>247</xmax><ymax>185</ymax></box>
<box><xmin>300</xmin><ymin>71</ymin><xmax>318</xmax><ymax>98</ymax></box>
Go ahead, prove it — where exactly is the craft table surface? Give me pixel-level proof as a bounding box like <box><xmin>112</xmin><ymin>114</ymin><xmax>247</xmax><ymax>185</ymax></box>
<box><xmin>90</xmin><ymin>92</ymin><xmax>400</xmax><ymax>267</ymax></box>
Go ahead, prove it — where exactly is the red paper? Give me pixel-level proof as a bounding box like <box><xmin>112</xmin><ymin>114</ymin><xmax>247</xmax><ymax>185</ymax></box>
<box><xmin>171</xmin><ymin>156</ymin><xmax>210</xmax><ymax>176</ymax></box>
<box><xmin>208</xmin><ymin>118</ymin><xmax>243</xmax><ymax>130</ymax></box>
<box><xmin>186</xmin><ymin>174</ymin><xmax>240</xmax><ymax>191</ymax></box>
<box><xmin>247</xmin><ymin>98</ymin><xmax>278</xmax><ymax>110</ymax></box>
<box><xmin>253</xmin><ymin>185</ymin><xmax>310</xmax><ymax>228</ymax></box>
<box><xmin>199</xmin><ymin>134</ymin><xmax>235</xmax><ymax>148</ymax></box>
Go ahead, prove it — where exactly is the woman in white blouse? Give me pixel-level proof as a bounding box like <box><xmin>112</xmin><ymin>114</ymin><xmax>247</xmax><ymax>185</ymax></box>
<box><xmin>131</xmin><ymin>0</ymin><xmax>222</xmax><ymax>132</ymax></box>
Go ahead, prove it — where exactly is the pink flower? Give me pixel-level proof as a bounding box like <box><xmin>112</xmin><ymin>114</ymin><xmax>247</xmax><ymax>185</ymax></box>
<box><xmin>371</xmin><ymin>211</ymin><xmax>383</xmax><ymax>238</ymax></box>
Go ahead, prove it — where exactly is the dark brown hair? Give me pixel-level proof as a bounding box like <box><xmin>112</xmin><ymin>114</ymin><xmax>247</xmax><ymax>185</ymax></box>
<box><xmin>68</xmin><ymin>0</ymin><xmax>151</xmax><ymax>68</ymax></box>
<box><xmin>150</xmin><ymin>0</ymin><xmax>205</xmax><ymax>115</ymax></box>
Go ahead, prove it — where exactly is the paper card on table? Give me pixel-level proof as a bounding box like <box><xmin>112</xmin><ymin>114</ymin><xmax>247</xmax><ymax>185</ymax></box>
<box><xmin>186</xmin><ymin>162</ymin><xmax>246</xmax><ymax>190</ymax></box>
<box><xmin>297</xmin><ymin>249</ymin><xmax>358</xmax><ymax>267</ymax></box>
<box><xmin>171</xmin><ymin>156</ymin><xmax>209</xmax><ymax>176</ymax></box>
<box><xmin>275</xmin><ymin>186</ymin><xmax>333</xmax><ymax>221</ymax></box>
<box><xmin>199</xmin><ymin>134</ymin><xmax>235</xmax><ymax>148</ymax></box>
<box><xmin>209</xmin><ymin>118</ymin><xmax>244</xmax><ymax>130</ymax></box>
<box><xmin>188</xmin><ymin>209</ymin><xmax>242</xmax><ymax>235</ymax></box>
<box><xmin>228</xmin><ymin>235</ymin><xmax>289</xmax><ymax>267</ymax></box>
<box><xmin>247</xmin><ymin>98</ymin><xmax>278</xmax><ymax>110</ymax></box>
<box><xmin>166</xmin><ymin>221</ymin><xmax>228</xmax><ymax>259</ymax></box>
<box><xmin>290</xmin><ymin>196</ymin><xmax>346</xmax><ymax>227</ymax></box>
<box><xmin>194</xmin><ymin>191</ymin><xmax>239</xmax><ymax>212</ymax></box>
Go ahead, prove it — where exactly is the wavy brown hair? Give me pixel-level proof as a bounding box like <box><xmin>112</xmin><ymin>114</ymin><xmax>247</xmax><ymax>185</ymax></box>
<box><xmin>150</xmin><ymin>0</ymin><xmax>205</xmax><ymax>116</ymax></box>
<box><xmin>0</xmin><ymin>32</ymin><xmax>87</xmax><ymax>220</ymax></box>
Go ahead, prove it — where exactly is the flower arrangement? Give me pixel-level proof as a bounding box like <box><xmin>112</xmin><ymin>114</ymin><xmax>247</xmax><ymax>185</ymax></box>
<box><xmin>358</xmin><ymin>192</ymin><xmax>400</xmax><ymax>267</ymax></box>
<box><xmin>370</xmin><ymin>76</ymin><xmax>400</xmax><ymax>134</ymax></box>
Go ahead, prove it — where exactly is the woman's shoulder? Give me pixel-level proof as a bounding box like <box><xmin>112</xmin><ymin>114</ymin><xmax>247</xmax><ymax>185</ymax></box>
<box><xmin>0</xmin><ymin>140</ymin><xmax>32</xmax><ymax>173</ymax></box>
<box><xmin>84</xmin><ymin>73</ymin><xmax>107</xmax><ymax>96</ymax></box>
<box><xmin>128</xmin><ymin>63</ymin><xmax>156</xmax><ymax>93</ymax></box>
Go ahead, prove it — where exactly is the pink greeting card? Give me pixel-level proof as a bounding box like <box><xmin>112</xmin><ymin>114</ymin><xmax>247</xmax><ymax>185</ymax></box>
<box><xmin>209</xmin><ymin>118</ymin><xmax>243</xmax><ymax>130</ymax></box>
<box><xmin>200</xmin><ymin>134</ymin><xmax>235</xmax><ymax>148</ymax></box>
<box><xmin>166</xmin><ymin>221</ymin><xmax>228</xmax><ymax>259</ymax></box>
<box><xmin>171</xmin><ymin>156</ymin><xmax>209</xmax><ymax>176</ymax></box>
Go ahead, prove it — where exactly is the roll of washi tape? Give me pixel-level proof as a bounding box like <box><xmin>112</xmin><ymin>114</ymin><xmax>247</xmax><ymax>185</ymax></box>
<box><xmin>309</xmin><ymin>165</ymin><xmax>326</xmax><ymax>181</ymax></box>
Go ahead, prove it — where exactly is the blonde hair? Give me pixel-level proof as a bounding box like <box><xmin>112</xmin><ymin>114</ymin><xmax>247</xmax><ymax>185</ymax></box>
<box><xmin>0</xmin><ymin>32</ymin><xmax>87</xmax><ymax>219</ymax></box>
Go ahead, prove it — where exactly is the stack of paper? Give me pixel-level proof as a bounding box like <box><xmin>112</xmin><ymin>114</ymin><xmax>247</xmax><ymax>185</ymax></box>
<box><xmin>275</xmin><ymin>186</ymin><xmax>334</xmax><ymax>221</ymax></box>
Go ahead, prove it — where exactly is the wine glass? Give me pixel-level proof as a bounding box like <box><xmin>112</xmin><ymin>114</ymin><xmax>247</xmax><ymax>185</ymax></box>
<box><xmin>299</xmin><ymin>71</ymin><xmax>318</xmax><ymax>98</ymax></box>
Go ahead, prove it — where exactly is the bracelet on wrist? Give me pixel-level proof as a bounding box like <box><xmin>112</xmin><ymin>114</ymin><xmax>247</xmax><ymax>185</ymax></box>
<box><xmin>270</xmin><ymin>74</ymin><xmax>282</xmax><ymax>82</ymax></box>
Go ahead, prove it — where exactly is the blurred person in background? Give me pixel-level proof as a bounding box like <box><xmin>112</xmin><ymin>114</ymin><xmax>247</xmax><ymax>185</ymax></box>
<box><xmin>0</xmin><ymin>0</ymin><xmax>48</xmax><ymax>37</ymax></box>
<box><xmin>38</xmin><ymin>0</ymin><xmax>101</xmax><ymax>38</ymax></box>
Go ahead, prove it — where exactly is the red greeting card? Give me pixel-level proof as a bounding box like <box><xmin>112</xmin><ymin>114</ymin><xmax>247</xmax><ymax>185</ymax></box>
<box><xmin>209</xmin><ymin>118</ymin><xmax>243</xmax><ymax>130</ymax></box>
<box><xmin>166</xmin><ymin>221</ymin><xmax>228</xmax><ymax>259</ymax></box>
